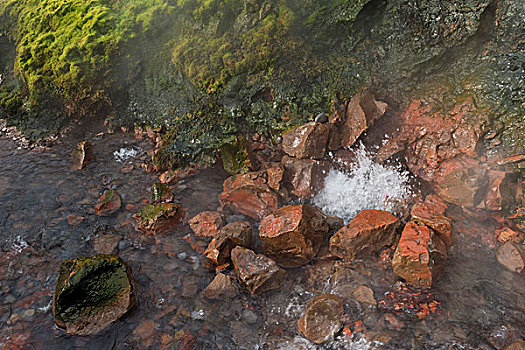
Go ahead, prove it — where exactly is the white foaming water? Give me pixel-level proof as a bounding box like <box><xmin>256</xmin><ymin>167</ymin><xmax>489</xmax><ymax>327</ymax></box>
<box><xmin>312</xmin><ymin>145</ymin><xmax>412</xmax><ymax>223</ymax></box>
<box><xmin>113</xmin><ymin>147</ymin><xmax>141</xmax><ymax>162</ymax></box>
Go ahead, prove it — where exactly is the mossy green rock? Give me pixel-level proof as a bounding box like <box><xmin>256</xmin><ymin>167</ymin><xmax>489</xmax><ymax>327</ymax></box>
<box><xmin>135</xmin><ymin>202</ymin><xmax>187</xmax><ymax>235</ymax></box>
<box><xmin>150</xmin><ymin>182</ymin><xmax>173</xmax><ymax>203</ymax></box>
<box><xmin>220</xmin><ymin>137</ymin><xmax>251</xmax><ymax>175</ymax></box>
<box><xmin>52</xmin><ymin>254</ymin><xmax>135</xmax><ymax>335</ymax></box>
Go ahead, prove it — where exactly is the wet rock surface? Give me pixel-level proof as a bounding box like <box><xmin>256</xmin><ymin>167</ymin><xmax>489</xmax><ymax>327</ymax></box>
<box><xmin>282</xmin><ymin>122</ymin><xmax>330</xmax><ymax>160</ymax></box>
<box><xmin>189</xmin><ymin>211</ymin><xmax>223</xmax><ymax>238</ymax></box>
<box><xmin>496</xmin><ymin>242</ymin><xmax>525</xmax><ymax>273</ymax></box>
<box><xmin>52</xmin><ymin>254</ymin><xmax>135</xmax><ymax>335</ymax></box>
<box><xmin>329</xmin><ymin>209</ymin><xmax>399</xmax><ymax>261</ymax></box>
<box><xmin>297</xmin><ymin>294</ymin><xmax>344</xmax><ymax>344</ymax></box>
<box><xmin>134</xmin><ymin>203</ymin><xmax>187</xmax><ymax>236</ymax></box>
<box><xmin>72</xmin><ymin>140</ymin><xmax>94</xmax><ymax>171</ymax></box>
<box><xmin>259</xmin><ymin>204</ymin><xmax>330</xmax><ymax>267</ymax></box>
<box><xmin>94</xmin><ymin>189</ymin><xmax>122</xmax><ymax>216</ymax></box>
<box><xmin>204</xmin><ymin>221</ymin><xmax>252</xmax><ymax>265</ymax></box>
<box><xmin>281</xmin><ymin>155</ymin><xmax>329</xmax><ymax>198</ymax></box>
<box><xmin>231</xmin><ymin>246</ymin><xmax>286</xmax><ymax>295</ymax></box>
<box><xmin>392</xmin><ymin>222</ymin><xmax>447</xmax><ymax>288</ymax></box>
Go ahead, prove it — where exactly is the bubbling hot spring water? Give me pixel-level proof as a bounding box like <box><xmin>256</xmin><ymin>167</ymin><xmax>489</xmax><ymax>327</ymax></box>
<box><xmin>312</xmin><ymin>144</ymin><xmax>414</xmax><ymax>223</ymax></box>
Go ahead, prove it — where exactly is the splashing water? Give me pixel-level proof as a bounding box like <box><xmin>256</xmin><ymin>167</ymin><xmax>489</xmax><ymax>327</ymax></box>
<box><xmin>113</xmin><ymin>147</ymin><xmax>141</xmax><ymax>162</ymax></box>
<box><xmin>312</xmin><ymin>145</ymin><xmax>412</xmax><ymax>223</ymax></box>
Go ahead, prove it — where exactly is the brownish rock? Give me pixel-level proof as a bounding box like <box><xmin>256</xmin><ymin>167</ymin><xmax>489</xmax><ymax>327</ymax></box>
<box><xmin>189</xmin><ymin>211</ymin><xmax>223</xmax><ymax>237</ymax></box>
<box><xmin>505</xmin><ymin>339</ymin><xmax>525</xmax><ymax>350</ymax></box>
<box><xmin>378</xmin><ymin>282</ymin><xmax>439</xmax><ymax>319</ymax></box>
<box><xmin>282</xmin><ymin>122</ymin><xmax>330</xmax><ymax>159</ymax></box>
<box><xmin>392</xmin><ymin>222</ymin><xmax>447</xmax><ymax>288</ymax></box>
<box><xmin>496</xmin><ymin>242</ymin><xmax>525</xmax><ymax>273</ymax></box>
<box><xmin>201</xmin><ymin>273</ymin><xmax>238</xmax><ymax>300</ymax></box>
<box><xmin>259</xmin><ymin>205</ymin><xmax>330</xmax><ymax>267</ymax></box>
<box><xmin>349</xmin><ymin>285</ymin><xmax>377</xmax><ymax>306</ymax></box>
<box><xmin>297</xmin><ymin>294</ymin><xmax>344</xmax><ymax>344</ymax></box>
<box><xmin>340</xmin><ymin>90</ymin><xmax>388</xmax><ymax>148</ymax></box>
<box><xmin>266</xmin><ymin>165</ymin><xmax>284</xmax><ymax>191</ymax></box>
<box><xmin>72</xmin><ymin>141</ymin><xmax>94</xmax><ymax>170</ymax></box>
<box><xmin>204</xmin><ymin>221</ymin><xmax>252</xmax><ymax>265</ymax></box>
<box><xmin>329</xmin><ymin>210</ymin><xmax>399</xmax><ymax>260</ymax></box>
<box><xmin>219</xmin><ymin>171</ymin><xmax>280</xmax><ymax>219</ymax></box>
<box><xmin>281</xmin><ymin>155</ymin><xmax>329</xmax><ymax>198</ymax></box>
<box><xmin>483</xmin><ymin>170</ymin><xmax>516</xmax><ymax>211</ymax></box>
<box><xmin>231</xmin><ymin>246</ymin><xmax>286</xmax><ymax>294</ymax></box>
<box><xmin>94</xmin><ymin>189</ymin><xmax>122</xmax><ymax>216</ymax></box>
<box><xmin>411</xmin><ymin>195</ymin><xmax>453</xmax><ymax>246</ymax></box>
<box><xmin>325</xmin><ymin>214</ymin><xmax>344</xmax><ymax>232</ymax></box>
<box><xmin>93</xmin><ymin>234</ymin><xmax>121</xmax><ymax>254</ymax></box>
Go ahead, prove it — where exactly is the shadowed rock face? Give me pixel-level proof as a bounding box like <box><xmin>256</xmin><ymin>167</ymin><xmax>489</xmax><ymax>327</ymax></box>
<box><xmin>53</xmin><ymin>254</ymin><xmax>135</xmax><ymax>335</ymax></box>
<box><xmin>259</xmin><ymin>204</ymin><xmax>330</xmax><ymax>268</ymax></box>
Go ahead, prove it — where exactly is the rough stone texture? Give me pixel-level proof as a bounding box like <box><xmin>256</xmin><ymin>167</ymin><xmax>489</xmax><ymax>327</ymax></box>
<box><xmin>266</xmin><ymin>165</ymin><xmax>284</xmax><ymax>191</ymax></box>
<box><xmin>297</xmin><ymin>294</ymin><xmax>344</xmax><ymax>344</ymax></box>
<box><xmin>53</xmin><ymin>254</ymin><xmax>135</xmax><ymax>335</ymax></box>
<box><xmin>339</xmin><ymin>90</ymin><xmax>388</xmax><ymax>148</ymax></box>
<box><xmin>231</xmin><ymin>246</ymin><xmax>285</xmax><ymax>295</ymax></box>
<box><xmin>93</xmin><ymin>234</ymin><xmax>121</xmax><ymax>254</ymax></box>
<box><xmin>483</xmin><ymin>170</ymin><xmax>516</xmax><ymax>211</ymax></box>
<box><xmin>392</xmin><ymin>222</ymin><xmax>447</xmax><ymax>288</ymax></box>
<box><xmin>496</xmin><ymin>242</ymin><xmax>525</xmax><ymax>273</ymax></box>
<box><xmin>377</xmin><ymin>98</ymin><xmax>486</xmax><ymax>182</ymax></box>
<box><xmin>349</xmin><ymin>285</ymin><xmax>377</xmax><ymax>306</ymax></box>
<box><xmin>134</xmin><ymin>203</ymin><xmax>187</xmax><ymax>236</ymax></box>
<box><xmin>189</xmin><ymin>211</ymin><xmax>223</xmax><ymax>237</ymax></box>
<box><xmin>72</xmin><ymin>141</ymin><xmax>94</xmax><ymax>171</ymax></box>
<box><xmin>219</xmin><ymin>171</ymin><xmax>280</xmax><ymax>219</ymax></box>
<box><xmin>200</xmin><ymin>273</ymin><xmax>238</xmax><ymax>300</ymax></box>
<box><xmin>505</xmin><ymin>339</ymin><xmax>525</xmax><ymax>350</ymax></box>
<box><xmin>378</xmin><ymin>282</ymin><xmax>439</xmax><ymax>320</ymax></box>
<box><xmin>329</xmin><ymin>210</ymin><xmax>399</xmax><ymax>260</ymax></box>
<box><xmin>259</xmin><ymin>205</ymin><xmax>330</xmax><ymax>268</ymax></box>
<box><xmin>150</xmin><ymin>182</ymin><xmax>173</xmax><ymax>203</ymax></box>
<box><xmin>281</xmin><ymin>155</ymin><xmax>329</xmax><ymax>198</ymax></box>
<box><xmin>94</xmin><ymin>189</ymin><xmax>122</xmax><ymax>217</ymax></box>
<box><xmin>411</xmin><ymin>194</ymin><xmax>453</xmax><ymax>246</ymax></box>
<box><xmin>282</xmin><ymin>122</ymin><xmax>330</xmax><ymax>159</ymax></box>
<box><xmin>204</xmin><ymin>221</ymin><xmax>252</xmax><ymax>265</ymax></box>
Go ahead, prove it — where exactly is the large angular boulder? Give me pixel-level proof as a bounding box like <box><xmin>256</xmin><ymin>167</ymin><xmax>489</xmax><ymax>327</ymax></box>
<box><xmin>281</xmin><ymin>156</ymin><xmax>329</xmax><ymax>198</ymax></box>
<box><xmin>134</xmin><ymin>203</ymin><xmax>187</xmax><ymax>236</ymax></box>
<box><xmin>329</xmin><ymin>210</ymin><xmax>399</xmax><ymax>260</ymax></box>
<box><xmin>282</xmin><ymin>122</ymin><xmax>330</xmax><ymax>159</ymax></box>
<box><xmin>339</xmin><ymin>90</ymin><xmax>388</xmax><ymax>148</ymax></box>
<box><xmin>496</xmin><ymin>241</ymin><xmax>525</xmax><ymax>273</ymax></box>
<box><xmin>259</xmin><ymin>205</ymin><xmax>330</xmax><ymax>267</ymax></box>
<box><xmin>392</xmin><ymin>222</ymin><xmax>447</xmax><ymax>288</ymax></box>
<box><xmin>94</xmin><ymin>189</ymin><xmax>122</xmax><ymax>216</ymax></box>
<box><xmin>231</xmin><ymin>246</ymin><xmax>285</xmax><ymax>294</ymax></box>
<box><xmin>189</xmin><ymin>211</ymin><xmax>223</xmax><ymax>237</ymax></box>
<box><xmin>219</xmin><ymin>171</ymin><xmax>280</xmax><ymax>219</ymax></box>
<box><xmin>411</xmin><ymin>194</ymin><xmax>453</xmax><ymax>246</ymax></box>
<box><xmin>204</xmin><ymin>221</ymin><xmax>252</xmax><ymax>265</ymax></box>
<box><xmin>297</xmin><ymin>294</ymin><xmax>344</xmax><ymax>344</ymax></box>
<box><xmin>72</xmin><ymin>140</ymin><xmax>94</xmax><ymax>170</ymax></box>
<box><xmin>53</xmin><ymin>254</ymin><xmax>135</xmax><ymax>335</ymax></box>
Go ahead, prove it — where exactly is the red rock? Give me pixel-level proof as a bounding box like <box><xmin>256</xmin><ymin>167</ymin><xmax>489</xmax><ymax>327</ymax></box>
<box><xmin>411</xmin><ymin>195</ymin><xmax>453</xmax><ymax>246</ymax></box>
<box><xmin>219</xmin><ymin>171</ymin><xmax>280</xmax><ymax>219</ymax></box>
<box><xmin>496</xmin><ymin>227</ymin><xmax>521</xmax><ymax>243</ymax></box>
<box><xmin>282</xmin><ymin>122</ymin><xmax>330</xmax><ymax>159</ymax></box>
<box><xmin>340</xmin><ymin>90</ymin><xmax>388</xmax><ymax>148</ymax></box>
<box><xmin>204</xmin><ymin>221</ymin><xmax>252</xmax><ymax>265</ymax></box>
<box><xmin>281</xmin><ymin>155</ymin><xmax>329</xmax><ymax>198</ymax></box>
<box><xmin>297</xmin><ymin>294</ymin><xmax>344</xmax><ymax>344</ymax></box>
<box><xmin>189</xmin><ymin>211</ymin><xmax>223</xmax><ymax>237</ymax></box>
<box><xmin>259</xmin><ymin>205</ymin><xmax>330</xmax><ymax>267</ymax></box>
<box><xmin>72</xmin><ymin>141</ymin><xmax>94</xmax><ymax>170</ymax></box>
<box><xmin>94</xmin><ymin>189</ymin><xmax>122</xmax><ymax>216</ymax></box>
<box><xmin>496</xmin><ymin>242</ymin><xmax>525</xmax><ymax>273</ymax></box>
<box><xmin>392</xmin><ymin>222</ymin><xmax>447</xmax><ymax>288</ymax></box>
<box><xmin>266</xmin><ymin>165</ymin><xmax>284</xmax><ymax>191</ymax></box>
<box><xmin>134</xmin><ymin>203</ymin><xmax>187</xmax><ymax>236</ymax></box>
<box><xmin>200</xmin><ymin>273</ymin><xmax>238</xmax><ymax>300</ymax></box>
<box><xmin>378</xmin><ymin>282</ymin><xmax>439</xmax><ymax>319</ymax></box>
<box><xmin>329</xmin><ymin>210</ymin><xmax>399</xmax><ymax>260</ymax></box>
<box><xmin>231</xmin><ymin>246</ymin><xmax>286</xmax><ymax>294</ymax></box>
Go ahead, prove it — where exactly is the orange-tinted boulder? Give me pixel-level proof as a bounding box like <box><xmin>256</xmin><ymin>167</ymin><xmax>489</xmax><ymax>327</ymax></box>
<box><xmin>329</xmin><ymin>210</ymin><xmax>399</xmax><ymax>260</ymax></box>
<box><xmin>201</xmin><ymin>273</ymin><xmax>238</xmax><ymax>300</ymax></box>
<box><xmin>411</xmin><ymin>195</ymin><xmax>453</xmax><ymax>246</ymax></box>
<box><xmin>219</xmin><ymin>171</ymin><xmax>280</xmax><ymax>219</ymax></box>
<box><xmin>297</xmin><ymin>294</ymin><xmax>344</xmax><ymax>344</ymax></box>
<box><xmin>259</xmin><ymin>205</ymin><xmax>330</xmax><ymax>268</ymax></box>
<box><xmin>392</xmin><ymin>222</ymin><xmax>447</xmax><ymax>288</ymax></box>
<box><xmin>134</xmin><ymin>203</ymin><xmax>187</xmax><ymax>236</ymax></box>
<box><xmin>204</xmin><ymin>221</ymin><xmax>252</xmax><ymax>265</ymax></box>
<box><xmin>282</xmin><ymin>122</ymin><xmax>330</xmax><ymax>159</ymax></box>
<box><xmin>189</xmin><ymin>211</ymin><xmax>223</xmax><ymax>237</ymax></box>
<box><xmin>231</xmin><ymin>246</ymin><xmax>285</xmax><ymax>294</ymax></box>
<box><xmin>281</xmin><ymin>155</ymin><xmax>329</xmax><ymax>198</ymax></box>
<box><xmin>496</xmin><ymin>241</ymin><xmax>525</xmax><ymax>273</ymax></box>
<box><xmin>340</xmin><ymin>90</ymin><xmax>388</xmax><ymax>148</ymax></box>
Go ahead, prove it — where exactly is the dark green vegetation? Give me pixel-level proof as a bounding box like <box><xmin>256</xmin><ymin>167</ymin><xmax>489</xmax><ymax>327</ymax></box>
<box><xmin>1</xmin><ymin>0</ymin><xmax>523</xmax><ymax>166</ymax></box>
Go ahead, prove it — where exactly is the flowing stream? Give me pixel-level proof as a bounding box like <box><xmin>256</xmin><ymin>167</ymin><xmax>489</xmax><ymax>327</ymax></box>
<box><xmin>1</xmin><ymin>121</ymin><xmax>524</xmax><ymax>349</ymax></box>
